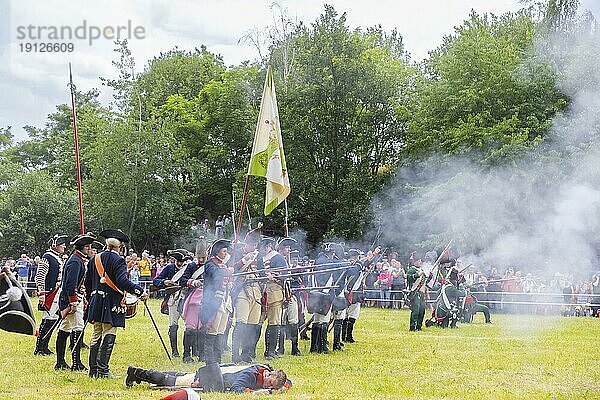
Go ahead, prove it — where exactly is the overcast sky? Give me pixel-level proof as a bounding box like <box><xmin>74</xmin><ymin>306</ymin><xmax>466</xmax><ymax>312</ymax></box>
<box><xmin>0</xmin><ymin>0</ymin><xmax>526</xmax><ymax>141</ymax></box>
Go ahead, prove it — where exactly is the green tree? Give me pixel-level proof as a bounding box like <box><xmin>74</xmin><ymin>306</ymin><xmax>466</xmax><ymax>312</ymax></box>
<box><xmin>408</xmin><ymin>10</ymin><xmax>568</xmax><ymax>164</ymax></box>
<box><xmin>273</xmin><ymin>5</ymin><xmax>416</xmax><ymax>243</ymax></box>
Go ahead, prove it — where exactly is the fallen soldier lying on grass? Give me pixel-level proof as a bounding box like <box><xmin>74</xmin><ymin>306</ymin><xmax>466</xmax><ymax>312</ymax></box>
<box><xmin>126</xmin><ymin>363</ymin><xmax>291</xmax><ymax>394</ymax></box>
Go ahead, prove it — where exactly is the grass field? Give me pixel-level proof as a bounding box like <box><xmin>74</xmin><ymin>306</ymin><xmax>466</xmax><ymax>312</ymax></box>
<box><xmin>1</xmin><ymin>300</ymin><xmax>599</xmax><ymax>399</ymax></box>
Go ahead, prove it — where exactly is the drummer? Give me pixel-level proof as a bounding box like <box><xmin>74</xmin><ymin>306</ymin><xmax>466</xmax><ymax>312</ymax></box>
<box><xmin>85</xmin><ymin>229</ymin><xmax>147</xmax><ymax>379</ymax></box>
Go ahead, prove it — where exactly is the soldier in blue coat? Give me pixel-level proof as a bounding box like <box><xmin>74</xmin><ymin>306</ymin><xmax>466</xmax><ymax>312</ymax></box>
<box><xmin>201</xmin><ymin>239</ymin><xmax>233</xmax><ymax>366</ymax></box>
<box><xmin>85</xmin><ymin>229</ymin><xmax>147</xmax><ymax>378</ymax></box>
<box><xmin>256</xmin><ymin>237</ymin><xmax>287</xmax><ymax>360</ymax></box>
<box><xmin>310</xmin><ymin>243</ymin><xmax>346</xmax><ymax>354</ymax></box>
<box><xmin>34</xmin><ymin>234</ymin><xmax>68</xmax><ymax>356</ymax></box>
<box><xmin>126</xmin><ymin>363</ymin><xmax>291</xmax><ymax>394</ymax></box>
<box><xmin>55</xmin><ymin>233</ymin><xmax>96</xmax><ymax>371</ymax></box>
<box><xmin>153</xmin><ymin>248</ymin><xmax>192</xmax><ymax>359</ymax></box>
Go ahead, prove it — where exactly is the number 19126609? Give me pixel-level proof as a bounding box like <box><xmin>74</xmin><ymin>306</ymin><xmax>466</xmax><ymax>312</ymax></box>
<box><xmin>20</xmin><ymin>42</ymin><xmax>74</xmax><ymax>52</ymax></box>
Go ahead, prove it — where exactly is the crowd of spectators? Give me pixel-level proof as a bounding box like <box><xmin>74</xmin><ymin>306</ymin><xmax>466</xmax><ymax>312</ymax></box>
<box><xmin>360</xmin><ymin>252</ymin><xmax>600</xmax><ymax>318</ymax></box>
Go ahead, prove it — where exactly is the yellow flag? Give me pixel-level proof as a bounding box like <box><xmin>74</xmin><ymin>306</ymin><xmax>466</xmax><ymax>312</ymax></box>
<box><xmin>247</xmin><ymin>66</ymin><xmax>290</xmax><ymax>215</ymax></box>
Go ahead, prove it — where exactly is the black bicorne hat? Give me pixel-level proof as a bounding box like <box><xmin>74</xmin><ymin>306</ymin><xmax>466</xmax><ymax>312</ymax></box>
<box><xmin>277</xmin><ymin>237</ymin><xmax>297</xmax><ymax>249</ymax></box>
<box><xmin>70</xmin><ymin>232</ymin><xmax>97</xmax><ymax>248</ymax></box>
<box><xmin>259</xmin><ymin>236</ymin><xmax>276</xmax><ymax>248</ymax></box>
<box><xmin>168</xmin><ymin>248</ymin><xmax>193</xmax><ymax>262</ymax></box>
<box><xmin>209</xmin><ymin>239</ymin><xmax>231</xmax><ymax>256</ymax></box>
<box><xmin>347</xmin><ymin>249</ymin><xmax>360</xmax><ymax>257</ymax></box>
<box><xmin>48</xmin><ymin>234</ymin><xmax>69</xmax><ymax>248</ymax></box>
<box><xmin>100</xmin><ymin>229</ymin><xmax>130</xmax><ymax>244</ymax></box>
<box><xmin>0</xmin><ymin>268</ymin><xmax>36</xmax><ymax>336</ymax></box>
<box><xmin>91</xmin><ymin>240</ymin><xmax>105</xmax><ymax>252</ymax></box>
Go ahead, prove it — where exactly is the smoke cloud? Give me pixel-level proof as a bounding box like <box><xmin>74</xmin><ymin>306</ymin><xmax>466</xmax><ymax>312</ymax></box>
<box><xmin>374</xmin><ymin>9</ymin><xmax>600</xmax><ymax>279</ymax></box>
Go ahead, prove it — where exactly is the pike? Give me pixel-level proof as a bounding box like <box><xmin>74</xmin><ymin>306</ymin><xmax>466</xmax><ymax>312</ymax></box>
<box><xmin>68</xmin><ymin>63</ymin><xmax>85</xmax><ymax>234</ymax></box>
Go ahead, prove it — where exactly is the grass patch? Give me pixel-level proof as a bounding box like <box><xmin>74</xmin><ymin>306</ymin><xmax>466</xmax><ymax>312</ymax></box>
<box><xmin>1</xmin><ymin>300</ymin><xmax>599</xmax><ymax>399</ymax></box>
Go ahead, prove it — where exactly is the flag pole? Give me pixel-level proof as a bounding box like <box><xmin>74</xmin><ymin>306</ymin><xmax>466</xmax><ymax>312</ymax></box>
<box><xmin>283</xmin><ymin>199</ymin><xmax>289</xmax><ymax>237</ymax></box>
<box><xmin>231</xmin><ymin>190</ymin><xmax>237</xmax><ymax>240</ymax></box>
<box><xmin>235</xmin><ymin>175</ymin><xmax>250</xmax><ymax>241</ymax></box>
<box><xmin>68</xmin><ymin>63</ymin><xmax>85</xmax><ymax>234</ymax></box>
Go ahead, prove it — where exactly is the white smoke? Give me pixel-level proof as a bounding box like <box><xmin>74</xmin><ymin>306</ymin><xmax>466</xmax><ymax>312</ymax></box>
<box><xmin>374</xmin><ymin>7</ymin><xmax>600</xmax><ymax>279</ymax></box>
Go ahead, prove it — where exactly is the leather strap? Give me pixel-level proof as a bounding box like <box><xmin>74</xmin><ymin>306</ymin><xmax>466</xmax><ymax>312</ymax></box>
<box><xmin>94</xmin><ymin>253</ymin><xmax>124</xmax><ymax>295</ymax></box>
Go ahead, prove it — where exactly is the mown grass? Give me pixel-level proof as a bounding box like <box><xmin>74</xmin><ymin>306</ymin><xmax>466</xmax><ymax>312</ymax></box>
<box><xmin>1</xmin><ymin>300</ymin><xmax>599</xmax><ymax>399</ymax></box>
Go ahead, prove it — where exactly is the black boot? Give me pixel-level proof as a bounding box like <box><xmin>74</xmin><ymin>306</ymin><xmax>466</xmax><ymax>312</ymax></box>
<box><xmin>203</xmin><ymin>334</ymin><xmax>217</xmax><ymax>365</ymax></box>
<box><xmin>191</xmin><ymin>329</ymin><xmax>199</xmax><ymax>359</ymax></box>
<box><xmin>35</xmin><ymin>319</ymin><xmax>54</xmax><ymax>355</ymax></box>
<box><xmin>264</xmin><ymin>326</ymin><xmax>279</xmax><ymax>360</ymax></box>
<box><xmin>239</xmin><ymin>324</ymin><xmax>253</xmax><ymax>363</ymax></box>
<box><xmin>231</xmin><ymin>323</ymin><xmax>243</xmax><ymax>363</ymax></box>
<box><xmin>70</xmin><ymin>330</ymin><xmax>87</xmax><ymax>371</ymax></box>
<box><xmin>215</xmin><ymin>334</ymin><xmax>224</xmax><ymax>365</ymax></box>
<box><xmin>88</xmin><ymin>340</ymin><xmax>100</xmax><ymax>378</ymax></box>
<box><xmin>54</xmin><ymin>329</ymin><xmax>70</xmax><ymax>370</ymax></box>
<box><xmin>346</xmin><ymin>318</ymin><xmax>356</xmax><ymax>343</ymax></box>
<box><xmin>309</xmin><ymin>324</ymin><xmax>320</xmax><ymax>353</ymax></box>
<box><xmin>97</xmin><ymin>334</ymin><xmax>119</xmax><ymax>379</ymax></box>
<box><xmin>333</xmin><ymin>320</ymin><xmax>344</xmax><ymax>351</ymax></box>
<box><xmin>182</xmin><ymin>329</ymin><xmax>195</xmax><ymax>363</ymax></box>
<box><xmin>34</xmin><ymin>319</ymin><xmax>49</xmax><ymax>355</ymax></box>
<box><xmin>319</xmin><ymin>323</ymin><xmax>329</xmax><ymax>354</ymax></box>
<box><xmin>168</xmin><ymin>325</ymin><xmax>179</xmax><ymax>357</ymax></box>
<box><xmin>289</xmin><ymin>324</ymin><xmax>301</xmax><ymax>356</ymax></box>
<box><xmin>341</xmin><ymin>318</ymin><xmax>348</xmax><ymax>342</ymax></box>
<box><xmin>196</xmin><ymin>328</ymin><xmax>205</xmax><ymax>361</ymax></box>
<box><xmin>125</xmin><ymin>366</ymin><xmax>176</xmax><ymax>387</ymax></box>
<box><xmin>251</xmin><ymin>324</ymin><xmax>261</xmax><ymax>359</ymax></box>
<box><xmin>276</xmin><ymin>323</ymin><xmax>285</xmax><ymax>355</ymax></box>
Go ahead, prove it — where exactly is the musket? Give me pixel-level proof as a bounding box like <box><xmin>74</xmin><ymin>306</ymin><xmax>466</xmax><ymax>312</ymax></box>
<box><xmin>298</xmin><ymin>315</ymin><xmax>314</xmax><ymax>335</ymax></box>
<box><xmin>243</xmin><ymin>265</ymin><xmax>353</xmax><ymax>283</ymax></box>
<box><xmin>232</xmin><ymin>261</ymin><xmax>351</xmax><ymax>277</ymax></box>
<box><xmin>149</xmin><ymin>284</ymin><xmax>182</xmax><ymax>295</ymax></box>
<box><xmin>485</xmin><ymin>277</ymin><xmax>522</xmax><ymax>284</ymax></box>
<box><xmin>142</xmin><ymin>299</ymin><xmax>174</xmax><ymax>365</ymax></box>
<box><xmin>291</xmin><ymin>285</ymin><xmax>339</xmax><ymax>292</ymax></box>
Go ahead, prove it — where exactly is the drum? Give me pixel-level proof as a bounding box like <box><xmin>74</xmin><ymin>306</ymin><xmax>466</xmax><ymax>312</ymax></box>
<box><xmin>124</xmin><ymin>293</ymin><xmax>138</xmax><ymax>319</ymax></box>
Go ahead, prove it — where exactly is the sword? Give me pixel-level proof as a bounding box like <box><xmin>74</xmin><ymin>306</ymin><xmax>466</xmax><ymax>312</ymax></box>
<box><xmin>142</xmin><ymin>299</ymin><xmax>174</xmax><ymax>365</ymax></box>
